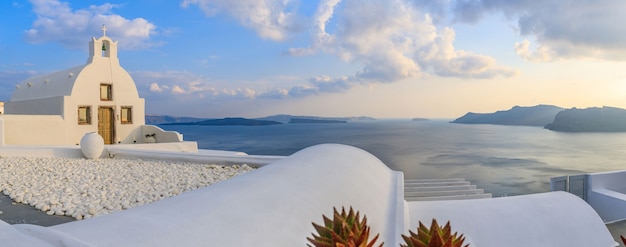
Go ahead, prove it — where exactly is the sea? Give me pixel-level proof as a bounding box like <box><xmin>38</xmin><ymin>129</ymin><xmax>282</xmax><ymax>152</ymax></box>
<box><xmin>159</xmin><ymin>119</ymin><xmax>626</xmax><ymax>197</ymax></box>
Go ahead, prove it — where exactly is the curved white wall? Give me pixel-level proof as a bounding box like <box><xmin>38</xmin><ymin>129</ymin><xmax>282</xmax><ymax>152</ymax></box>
<box><xmin>50</xmin><ymin>144</ymin><xmax>406</xmax><ymax>246</ymax></box>
<box><xmin>0</xmin><ymin>144</ymin><xmax>617</xmax><ymax>246</ymax></box>
<box><xmin>407</xmin><ymin>192</ymin><xmax>616</xmax><ymax>247</ymax></box>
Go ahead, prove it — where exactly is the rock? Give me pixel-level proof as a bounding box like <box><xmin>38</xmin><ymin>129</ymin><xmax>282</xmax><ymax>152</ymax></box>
<box><xmin>0</xmin><ymin>156</ymin><xmax>254</xmax><ymax>220</ymax></box>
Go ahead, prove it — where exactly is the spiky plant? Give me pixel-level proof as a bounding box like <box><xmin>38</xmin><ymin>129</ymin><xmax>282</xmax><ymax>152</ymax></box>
<box><xmin>621</xmin><ymin>235</ymin><xmax>625</xmax><ymax>245</ymax></box>
<box><xmin>307</xmin><ymin>207</ymin><xmax>384</xmax><ymax>247</ymax></box>
<box><xmin>401</xmin><ymin>219</ymin><xmax>468</xmax><ymax>247</ymax></box>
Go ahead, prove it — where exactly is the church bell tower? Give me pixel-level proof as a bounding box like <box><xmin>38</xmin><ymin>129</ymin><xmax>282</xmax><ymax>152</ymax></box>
<box><xmin>87</xmin><ymin>24</ymin><xmax>119</xmax><ymax>64</ymax></box>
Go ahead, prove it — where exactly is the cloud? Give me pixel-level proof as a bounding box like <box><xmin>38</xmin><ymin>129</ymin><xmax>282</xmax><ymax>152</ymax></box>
<box><xmin>24</xmin><ymin>0</ymin><xmax>158</xmax><ymax>50</ymax></box>
<box><xmin>148</xmin><ymin>82</ymin><xmax>165</xmax><ymax>93</ymax></box>
<box><xmin>289</xmin><ymin>0</ymin><xmax>516</xmax><ymax>82</ymax></box>
<box><xmin>132</xmin><ymin>71</ymin><xmax>258</xmax><ymax>100</ymax></box>
<box><xmin>513</xmin><ymin>39</ymin><xmax>556</xmax><ymax>62</ymax></box>
<box><xmin>136</xmin><ymin>70</ymin><xmax>355</xmax><ymax>102</ymax></box>
<box><xmin>258</xmin><ymin>88</ymin><xmax>289</xmax><ymax>99</ymax></box>
<box><xmin>183</xmin><ymin>0</ymin><xmax>515</xmax><ymax>82</ymax></box>
<box><xmin>310</xmin><ymin>75</ymin><xmax>351</xmax><ymax>93</ymax></box>
<box><xmin>180</xmin><ymin>0</ymin><xmax>302</xmax><ymax>41</ymax></box>
<box><xmin>453</xmin><ymin>0</ymin><xmax>626</xmax><ymax>61</ymax></box>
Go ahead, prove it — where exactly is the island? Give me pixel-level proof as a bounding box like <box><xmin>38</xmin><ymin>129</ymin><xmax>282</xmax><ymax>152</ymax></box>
<box><xmin>149</xmin><ymin>114</ymin><xmax>376</xmax><ymax>125</ymax></box>
<box><xmin>257</xmin><ymin>114</ymin><xmax>375</xmax><ymax>123</ymax></box>
<box><xmin>162</xmin><ymin>118</ymin><xmax>282</xmax><ymax>126</ymax></box>
<box><xmin>451</xmin><ymin>105</ymin><xmax>564</xmax><ymax>126</ymax></box>
<box><xmin>145</xmin><ymin>114</ymin><xmax>209</xmax><ymax>125</ymax></box>
<box><xmin>412</xmin><ymin>118</ymin><xmax>428</xmax><ymax>121</ymax></box>
<box><xmin>545</xmin><ymin>106</ymin><xmax>626</xmax><ymax>132</ymax></box>
<box><xmin>288</xmin><ymin>118</ymin><xmax>347</xmax><ymax>124</ymax></box>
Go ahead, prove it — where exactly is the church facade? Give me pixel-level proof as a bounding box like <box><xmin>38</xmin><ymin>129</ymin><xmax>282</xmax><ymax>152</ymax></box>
<box><xmin>0</xmin><ymin>26</ymin><xmax>148</xmax><ymax>145</ymax></box>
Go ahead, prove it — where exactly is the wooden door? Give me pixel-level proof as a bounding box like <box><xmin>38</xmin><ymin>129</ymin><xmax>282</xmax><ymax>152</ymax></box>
<box><xmin>98</xmin><ymin>107</ymin><xmax>114</xmax><ymax>144</ymax></box>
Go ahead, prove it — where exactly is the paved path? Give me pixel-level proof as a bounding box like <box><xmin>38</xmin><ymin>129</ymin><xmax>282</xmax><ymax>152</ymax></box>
<box><xmin>0</xmin><ymin>193</ymin><xmax>73</xmax><ymax>226</ymax></box>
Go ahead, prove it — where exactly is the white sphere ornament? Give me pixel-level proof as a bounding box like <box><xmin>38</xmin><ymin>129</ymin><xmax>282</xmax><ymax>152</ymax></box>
<box><xmin>80</xmin><ymin>132</ymin><xmax>104</xmax><ymax>159</ymax></box>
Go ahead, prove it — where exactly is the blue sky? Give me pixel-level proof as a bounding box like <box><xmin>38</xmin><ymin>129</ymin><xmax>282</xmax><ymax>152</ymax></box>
<box><xmin>2</xmin><ymin>0</ymin><xmax>626</xmax><ymax>118</ymax></box>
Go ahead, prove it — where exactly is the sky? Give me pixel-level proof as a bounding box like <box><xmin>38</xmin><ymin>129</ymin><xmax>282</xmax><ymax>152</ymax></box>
<box><xmin>1</xmin><ymin>0</ymin><xmax>626</xmax><ymax>119</ymax></box>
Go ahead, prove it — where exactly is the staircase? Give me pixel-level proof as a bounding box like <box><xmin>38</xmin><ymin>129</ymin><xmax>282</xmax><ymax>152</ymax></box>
<box><xmin>404</xmin><ymin>178</ymin><xmax>492</xmax><ymax>201</ymax></box>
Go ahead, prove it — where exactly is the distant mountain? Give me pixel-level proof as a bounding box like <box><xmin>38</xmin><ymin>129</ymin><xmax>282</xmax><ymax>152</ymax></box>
<box><xmin>147</xmin><ymin>114</ymin><xmax>375</xmax><ymax>125</ymax></box>
<box><xmin>545</xmin><ymin>106</ymin><xmax>626</xmax><ymax>132</ymax></box>
<box><xmin>164</xmin><ymin>118</ymin><xmax>282</xmax><ymax>126</ymax></box>
<box><xmin>412</xmin><ymin>118</ymin><xmax>428</xmax><ymax>121</ymax></box>
<box><xmin>146</xmin><ymin>115</ymin><xmax>210</xmax><ymax>125</ymax></box>
<box><xmin>289</xmin><ymin>118</ymin><xmax>347</xmax><ymax>124</ymax></box>
<box><xmin>257</xmin><ymin>114</ymin><xmax>376</xmax><ymax>123</ymax></box>
<box><xmin>451</xmin><ymin>105</ymin><xmax>564</xmax><ymax>126</ymax></box>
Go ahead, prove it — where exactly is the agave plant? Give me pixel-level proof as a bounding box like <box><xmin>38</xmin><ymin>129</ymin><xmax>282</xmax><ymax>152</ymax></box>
<box><xmin>401</xmin><ymin>219</ymin><xmax>468</xmax><ymax>247</ymax></box>
<box><xmin>307</xmin><ymin>207</ymin><xmax>384</xmax><ymax>247</ymax></box>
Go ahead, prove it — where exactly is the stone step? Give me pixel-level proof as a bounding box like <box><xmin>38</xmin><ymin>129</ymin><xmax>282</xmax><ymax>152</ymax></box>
<box><xmin>404</xmin><ymin>180</ymin><xmax>470</xmax><ymax>187</ymax></box>
<box><xmin>406</xmin><ymin>193</ymin><xmax>493</xmax><ymax>201</ymax></box>
<box><xmin>404</xmin><ymin>178</ymin><xmax>492</xmax><ymax>201</ymax></box>
<box><xmin>404</xmin><ymin>188</ymin><xmax>485</xmax><ymax>197</ymax></box>
<box><xmin>405</xmin><ymin>184</ymin><xmax>477</xmax><ymax>192</ymax></box>
<box><xmin>405</xmin><ymin>178</ymin><xmax>466</xmax><ymax>183</ymax></box>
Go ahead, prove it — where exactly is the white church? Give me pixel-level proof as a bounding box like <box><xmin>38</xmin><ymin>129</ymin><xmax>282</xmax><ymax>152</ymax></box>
<box><xmin>0</xmin><ymin>26</ymin><xmax>180</xmax><ymax>146</ymax></box>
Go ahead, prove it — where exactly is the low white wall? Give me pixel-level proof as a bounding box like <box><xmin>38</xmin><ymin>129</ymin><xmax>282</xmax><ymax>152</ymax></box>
<box><xmin>0</xmin><ymin>117</ymin><xmax>4</xmax><ymax>145</ymax></box>
<box><xmin>0</xmin><ymin>146</ymin><xmax>84</xmax><ymax>158</ymax></box>
<box><xmin>587</xmin><ymin>170</ymin><xmax>626</xmax><ymax>222</ymax></box>
<box><xmin>588</xmin><ymin>170</ymin><xmax>626</xmax><ymax>193</ymax></box>
<box><xmin>589</xmin><ymin>189</ymin><xmax>626</xmax><ymax>223</ymax></box>
<box><xmin>107</xmin><ymin>142</ymin><xmax>198</xmax><ymax>153</ymax></box>
<box><xmin>0</xmin><ymin>115</ymin><xmax>65</xmax><ymax>145</ymax></box>
<box><xmin>140</xmin><ymin>125</ymin><xmax>182</xmax><ymax>143</ymax></box>
<box><xmin>408</xmin><ymin>191</ymin><xmax>616</xmax><ymax>247</ymax></box>
<box><xmin>106</xmin><ymin>147</ymin><xmax>284</xmax><ymax>167</ymax></box>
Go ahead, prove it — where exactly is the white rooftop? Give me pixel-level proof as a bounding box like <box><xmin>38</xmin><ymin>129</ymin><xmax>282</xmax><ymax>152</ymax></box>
<box><xmin>0</xmin><ymin>144</ymin><xmax>619</xmax><ymax>246</ymax></box>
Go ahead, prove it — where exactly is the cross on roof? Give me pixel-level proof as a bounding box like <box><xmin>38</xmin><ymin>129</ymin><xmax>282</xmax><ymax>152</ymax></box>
<box><xmin>102</xmin><ymin>24</ymin><xmax>107</xmax><ymax>36</ymax></box>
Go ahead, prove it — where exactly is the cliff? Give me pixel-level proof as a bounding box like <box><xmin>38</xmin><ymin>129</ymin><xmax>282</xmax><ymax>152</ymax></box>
<box><xmin>451</xmin><ymin>105</ymin><xmax>564</xmax><ymax>126</ymax></box>
<box><xmin>545</xmin><ymin>106</ymin><xmax>626</xmax><ymax>132</ymax></box>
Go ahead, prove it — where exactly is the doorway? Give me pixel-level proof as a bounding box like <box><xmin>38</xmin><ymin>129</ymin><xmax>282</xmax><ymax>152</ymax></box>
<box><xmin>98</xmin><ymin>107</ymin><xmax>115</xmax><ymax>144</ymax></box>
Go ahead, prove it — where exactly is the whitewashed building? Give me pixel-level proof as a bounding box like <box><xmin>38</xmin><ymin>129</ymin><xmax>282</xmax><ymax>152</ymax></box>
<box><xmin>0</xmin><ymin>26</ymin><xmax>160</xmax><ymax>145</ymax></box>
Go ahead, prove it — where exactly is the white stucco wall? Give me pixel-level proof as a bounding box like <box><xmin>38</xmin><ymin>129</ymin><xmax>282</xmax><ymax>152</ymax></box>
<box><xmin>587</xmin><ymin>170</ymin><xmax>626</xmax><ymax>222</ymax></box>
<box><xmin>0</xmin><ymin>144</ymin><xmax>618</xmax><ymax>246</ymax></box>
<box><xmin>139</xmin><ymin>125</ymin><xmax>183</xmax><ymax>143</ymax></box>
<box><xmin>0</xmin><ymin>115</ymin><xmax>65</xmax><ymax>145</ymax></box>
<box><xmin>49</xmin><ymin>144</ymin><xmax>406</xmax><ymax>246</ymax></box>
<box><xmin>4</xmin><ymin>96</ymin><xmax>65</xmax><ymax>116</ymax></box>
<box><xmin>407</xmin><ymin>192</ymin><xmax>616</xmax><ymax>247</ymax></box>
<box><xmin>0</xmin><ymin>117</ymin><xmax>3</xmax><ymax>145</ymax></box>
<box><xmin>4</xmin><ymin>34</ymin><xmax>147</xmax><ymax>145</ymax></box>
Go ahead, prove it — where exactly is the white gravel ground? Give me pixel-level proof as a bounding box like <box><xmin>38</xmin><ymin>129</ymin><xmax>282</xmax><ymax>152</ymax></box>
<box><xmin>0</xmin><ymin>156</ymin><xmax>254</xmax><ymax>220</ymax></box>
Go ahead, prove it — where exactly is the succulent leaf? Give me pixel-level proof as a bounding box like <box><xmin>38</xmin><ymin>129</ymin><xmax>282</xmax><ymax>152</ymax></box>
<box><xmin>307</xmin><ymin>207</ymin><xmax>384</xmax><ymax>247</ymax></box>
<box><xmin>401</xmin><ymin>219</ymin><xmax>469</xmax><ymax>247</ymax></box>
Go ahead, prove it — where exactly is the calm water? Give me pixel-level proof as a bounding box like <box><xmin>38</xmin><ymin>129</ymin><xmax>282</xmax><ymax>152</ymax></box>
<box><xmin>160</xmin><ymin>120</ymin><xmax>626</xmax><ymax>197</ymax></box>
